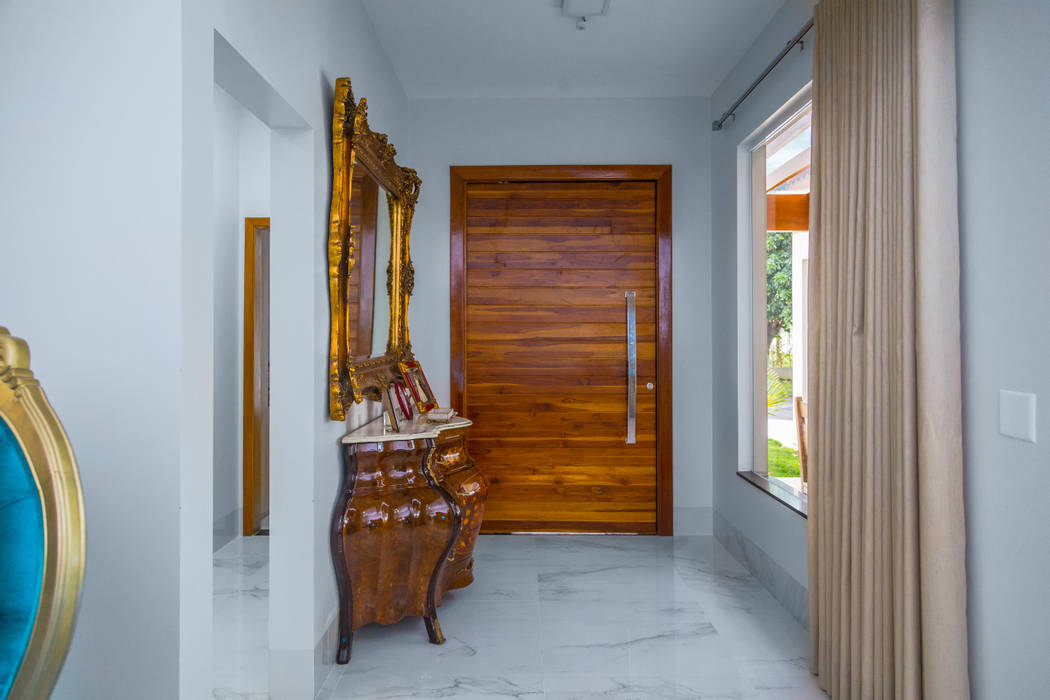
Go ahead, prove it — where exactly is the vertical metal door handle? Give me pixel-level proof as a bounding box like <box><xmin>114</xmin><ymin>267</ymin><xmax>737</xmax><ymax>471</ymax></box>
<box><xmin>625</xmin><ymin>291</ymin><xmax>637</xmax><ymax>445</ymax></box>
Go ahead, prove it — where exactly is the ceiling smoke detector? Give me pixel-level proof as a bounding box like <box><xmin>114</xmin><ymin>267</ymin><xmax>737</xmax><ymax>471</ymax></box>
<box><xmin>561</xmin><ymin>0</ymin><xmax>610</xmax><ymax>30</ymax></box>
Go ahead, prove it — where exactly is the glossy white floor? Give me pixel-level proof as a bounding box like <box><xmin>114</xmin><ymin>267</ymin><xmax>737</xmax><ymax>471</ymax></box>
<box><xmin>214</xmin><ymin>535</ymin><xmax>270</xmax><ymax>700</ymax></box>
<box><xmin>214</xmin><ymin>534</ymin><xmax>826</xmax><ymax>699</ymax></box>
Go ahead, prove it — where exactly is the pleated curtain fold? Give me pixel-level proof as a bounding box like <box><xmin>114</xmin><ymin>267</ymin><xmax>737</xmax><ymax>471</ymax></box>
<box><xmin>807</xmin><ymin>0</ymin><xmax>970</xmax><ymax>698</ymax></box>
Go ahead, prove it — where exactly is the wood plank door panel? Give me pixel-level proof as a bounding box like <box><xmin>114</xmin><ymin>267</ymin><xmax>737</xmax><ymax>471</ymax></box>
<box><xmin>451</xmin><ymin>167</ymin><xmax>672</xmax><ymax>534</ymax></box>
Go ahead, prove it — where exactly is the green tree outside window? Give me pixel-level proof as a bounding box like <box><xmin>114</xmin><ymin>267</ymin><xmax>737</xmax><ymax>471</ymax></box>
<box><xmin>766</xmin><ymin>231</ymin><xmax>792</xmax><ymax>354</ymax></box>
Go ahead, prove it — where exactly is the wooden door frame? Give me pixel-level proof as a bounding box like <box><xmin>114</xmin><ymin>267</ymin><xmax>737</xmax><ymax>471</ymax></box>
<box><xmin>449</xmin><ymin>165</ymin><xmax>674</xmax><ymax>536</ymax></box>
<box><xmin>243</xmin><ymin>217</ymin><xmax>269</xmax><ymax>536</ymax></box>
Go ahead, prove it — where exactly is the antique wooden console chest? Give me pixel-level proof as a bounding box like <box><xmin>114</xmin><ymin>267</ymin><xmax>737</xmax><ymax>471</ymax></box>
<box><xmin>331</xmin><ymin>415</ymin><xmax>487</xmax><ymax>663</ymax></box>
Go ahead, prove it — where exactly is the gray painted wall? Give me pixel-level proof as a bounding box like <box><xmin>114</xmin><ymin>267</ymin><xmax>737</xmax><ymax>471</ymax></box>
<box><xmin>404</xmin><ymin>95</ymin><xmax>715</xmax><ymax>526</ymax></box>
<box><xmin>709</xmin><ymin>0</ymin><xmax>817</xmax><ymax>590</ymax></box>
<box><xmin>212</xmin><ymin>84</ymin><xmax>242</xmax><ymax>550</ymax></box>
<box><xmin>957</xmin><ymin>0</ymin><xmax>1050</xmax><ymax>696</ymax></box>
<box><xmin>0</xmin><ymin>1</ymin><xmax>185</xmax><ymax>696</ymax></box>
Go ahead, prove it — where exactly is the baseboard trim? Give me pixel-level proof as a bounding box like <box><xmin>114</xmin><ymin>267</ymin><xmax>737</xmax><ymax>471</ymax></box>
<box><xmin>314</xmin><ymin>614</ymin><xmax>340</xmax><ymax>697</ymax></box>
<box><xmin>213</xmin><ymin>508</ymin><xmax>241</xmax><ymax>553</ymax></box>
<box><xmin>674</xmin><ymin>506</ymin><xmax>713</xmax><ymax>535</ymax></box>
<box><xmin>266</xmin><ymin>616</ymin><xmax>339</xmax><ymax>699</ymax></box>
<box><xmin>714</xmin><ymin>511</ymin><xmax>809</xmax><ymax>628</ymax></box>
<box><xmin>269</xmin><ymin>648</ymin><xmax>313</xmax><ymax>700</ymax></box>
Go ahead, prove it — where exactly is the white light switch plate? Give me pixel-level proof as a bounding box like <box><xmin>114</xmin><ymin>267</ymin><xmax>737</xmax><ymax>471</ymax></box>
<box><xmin>999</xmin><ymin>390</ymin><xmax>1037</xmax><ymax>443</ymax></box>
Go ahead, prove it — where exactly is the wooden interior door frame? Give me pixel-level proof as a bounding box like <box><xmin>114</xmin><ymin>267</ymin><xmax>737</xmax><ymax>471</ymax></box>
<box><xmin>449</xmin><ymin>165</ymin><xmax>674</xmax><ymax>536</ymax></box>
<box><xmin>243</xmin><ymin>216</ymin><xmax>269</xmax><ymax>536</ymax></box>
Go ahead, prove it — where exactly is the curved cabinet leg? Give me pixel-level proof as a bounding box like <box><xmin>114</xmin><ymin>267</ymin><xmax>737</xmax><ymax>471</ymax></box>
<box><xmin>331</xmin><ymin>445</ymin><xmax>359</xmax><ymax>665</ymax></box>
<box><xmin>429</xmin><ymin>425</ymin><xmax>488</xmax><ymax>603</ymax></box>
<box><xmin>423</xmin><ymin>441</ymin><xmax>460</xmax><ymax>645</ymax></box>
<box><xmin>336</xmin><ymin>630</ymin><xmax>354</xmax><ymax>664</ymax></box>
<box><xmin>424</xmin><ymin>604</ymin><xmax>445</xmax><ymax>645</ymax></box>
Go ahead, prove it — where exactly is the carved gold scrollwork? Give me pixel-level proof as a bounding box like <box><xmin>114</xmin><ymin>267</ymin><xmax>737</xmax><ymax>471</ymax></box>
<box><xmin>402</xmin><ymin>259</ymin><xmax>415</xmax><ymax>298</ymax></box>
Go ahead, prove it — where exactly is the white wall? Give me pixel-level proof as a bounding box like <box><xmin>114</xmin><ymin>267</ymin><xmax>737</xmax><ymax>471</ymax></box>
<box><xmin>404</xmin><ymin>96</ymin><xmax>714</xmax><ymax>529</ymax></box>
<box><xmin>212</xmin><ymin>84</ymin><xmax>271</xmax><ymax>551</ymax></box>
<box><xmin>212</xmin><ymin>84</ymin><xmax>240</xmax><ymax>550</ymax></box>
<box><xmin>956</xmin><ymin>0</ymin><xmax>1050</xmax><ymax>695</ymax></box>
<box><xmin>0</xmin><ymin>1</ymin><xmax>184</xmax><ymax>698</ymax></box>
<box><xmin>709</xmin><ymin>0</ymin><xmax>817</xmax><ymax>588</ymax></box>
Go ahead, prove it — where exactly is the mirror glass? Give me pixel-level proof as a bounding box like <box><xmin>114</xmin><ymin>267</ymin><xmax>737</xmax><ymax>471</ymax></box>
<box><xmin>371</xmin><ymin>185</ymin><xmax>392</xmax><ymax>357</ymax></box>
<box><xmin>347</xmin><ymin>169</ymin><xmax>393</xmax><ymax>361</ymax></box>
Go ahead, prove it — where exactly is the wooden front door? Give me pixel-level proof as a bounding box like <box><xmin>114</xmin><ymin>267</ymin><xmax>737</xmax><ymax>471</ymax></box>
<box><xmin>451</xmin><ymin>166</ymin><xmax>672</xmax><ymax>535</ymax></box>
<box><xmin>243</xmin><ymin>217</ymin><xmax>270</xmax><ymax>535</ymax></box>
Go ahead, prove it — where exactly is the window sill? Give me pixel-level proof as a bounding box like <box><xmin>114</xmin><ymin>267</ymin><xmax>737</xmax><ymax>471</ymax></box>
<box><xmin>737</xmin><ymin>471</ymin><xmax>808</xmax><ymax>518</ymax></box>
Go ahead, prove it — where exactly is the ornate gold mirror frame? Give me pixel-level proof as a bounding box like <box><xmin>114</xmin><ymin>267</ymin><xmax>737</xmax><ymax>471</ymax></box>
<box><xmin>328</xmin><ymin>77</ymin><xmax>421</xmax><ymax>420</ymax></box>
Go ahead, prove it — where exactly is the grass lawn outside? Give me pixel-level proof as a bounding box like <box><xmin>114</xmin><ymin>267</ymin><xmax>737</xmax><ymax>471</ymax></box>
<box><xmin>768</xmin><ymin>438</ymin><xmax>801</xmax><ymax>477</ymax></box>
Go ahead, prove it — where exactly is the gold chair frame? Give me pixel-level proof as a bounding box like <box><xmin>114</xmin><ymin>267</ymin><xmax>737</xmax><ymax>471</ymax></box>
<box><xmin>327</xmin><ymin>77</ymin><xmax>421</xmax><ymax>420</ymax></box>
<box><xmin>0</xmin><ymin>327</ymin><xmax>85</xmax><ymax>699</ymax></box>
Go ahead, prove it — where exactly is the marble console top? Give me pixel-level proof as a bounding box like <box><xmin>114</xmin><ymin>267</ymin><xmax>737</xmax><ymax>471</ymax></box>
<box><xmin>340</xmin><ymin>414</ymin><xmax>472</xmax><ymax>444</ymax></box>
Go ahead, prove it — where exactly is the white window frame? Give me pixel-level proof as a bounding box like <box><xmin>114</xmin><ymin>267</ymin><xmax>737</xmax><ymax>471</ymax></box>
<box><xmin>736</xmin><ymin>84</ymin><xmax>812</xmax><ymax>479</ymax></box>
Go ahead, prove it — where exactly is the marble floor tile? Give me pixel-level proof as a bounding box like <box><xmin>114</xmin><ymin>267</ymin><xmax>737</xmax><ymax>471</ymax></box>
<box><xmin>215</xmin><ymin>535</ymin><xmax>826</xmax><ymax>699</ymax></box>
<box><xmin>448</xmin><ymin>565</ymin><xmax>541</xmax><ymax>605</ymax></box>
<box><xmin>214</xmin><ymin>535</ymin><xmax>270</xmax><ymax>700</ymax></box>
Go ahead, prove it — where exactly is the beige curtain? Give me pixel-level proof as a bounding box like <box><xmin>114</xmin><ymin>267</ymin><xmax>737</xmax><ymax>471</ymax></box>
<box><xmin>807</xmin><ymin>0</ymin><xmax>970</xmax><ymax>698</ymax></box>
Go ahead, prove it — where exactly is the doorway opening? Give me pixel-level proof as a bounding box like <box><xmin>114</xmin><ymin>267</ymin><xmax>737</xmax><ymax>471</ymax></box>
<box><xmin>205</xmin><ymin>29</ymin><xmax>318</xmax><ymax>700</ymax></box>
<box><xmin>212</xmin><ymin>80</ymin><xmax>273</xmax><ymax>699</ymax></box>
<box><xmin>243</xmin><ymin>217</ymin><xmax>270</xmax><ymax>536</ymax></box>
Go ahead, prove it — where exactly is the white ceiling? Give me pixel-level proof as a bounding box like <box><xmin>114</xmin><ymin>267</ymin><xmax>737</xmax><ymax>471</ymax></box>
<box><xmin>361</xmin><ymin>0</ymin><xmax>785</xmax><ymax>99</ymax></box>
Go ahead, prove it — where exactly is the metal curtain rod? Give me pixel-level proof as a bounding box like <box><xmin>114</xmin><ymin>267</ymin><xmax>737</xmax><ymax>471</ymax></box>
<box><xmin>711</xmin><ymin>18</ymin><xmax>814</xmax><ymax>131</ymax></box>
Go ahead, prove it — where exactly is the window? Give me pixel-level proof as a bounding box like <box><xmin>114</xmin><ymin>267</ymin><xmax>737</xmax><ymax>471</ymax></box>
<box><xmin>738</xmin><ymin>98</ymin><xmax>811</xmax><ymax>512</ymax></box>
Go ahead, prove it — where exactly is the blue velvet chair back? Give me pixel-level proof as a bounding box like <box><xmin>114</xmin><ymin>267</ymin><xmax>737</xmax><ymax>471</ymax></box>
<box><xmin>0</xmin><ymin>417</ymin><xmax>45</xmax><ymax>699</ymax></box>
